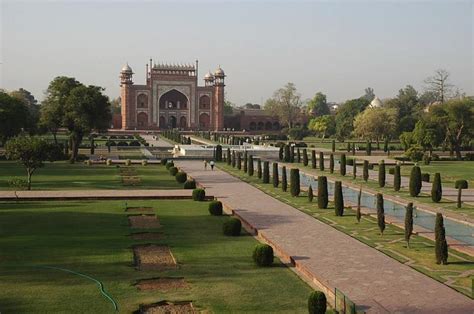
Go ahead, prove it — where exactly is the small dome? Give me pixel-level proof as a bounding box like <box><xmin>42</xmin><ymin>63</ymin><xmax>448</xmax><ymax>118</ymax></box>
<box><xmin>204</xmin><ymin>71</ymin><xmax>214</xmax><ymax>80</ymax></box>
<box><xmin>121</xmin><ymin>63</ymin><xmax>133</xmax><ymax>73</ymax></box>
<box><xmin>214</xmin><ymin>66</ymin><xmax>225</xmax><ymax>77</ymax></box>
<box><xmin>370</xmin><ymin>96</ymin><xmax>383</xmax><ymax>108</ymax></box>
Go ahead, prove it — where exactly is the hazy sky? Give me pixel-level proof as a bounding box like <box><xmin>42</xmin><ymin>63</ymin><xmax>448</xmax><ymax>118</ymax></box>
<box><xmin>1</xmin><ymin>0</ymin><xmax>473</xmax><ymax>105</ymax></box>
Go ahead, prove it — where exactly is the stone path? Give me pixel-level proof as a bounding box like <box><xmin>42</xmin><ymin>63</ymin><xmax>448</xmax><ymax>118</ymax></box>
<box><xmin>175</xmin><ymin>160</ymin><xmax>474</xmax><ymax>314</ymax></box>
<box><xmin>141</xmin><ymin>134</ymin><xmax>174</xmax><ymax>148</ymax></box>
<box><xmin>0</xmin><ymin>189</ymin><xmax>192</xmax><ymax>201</ymax></box>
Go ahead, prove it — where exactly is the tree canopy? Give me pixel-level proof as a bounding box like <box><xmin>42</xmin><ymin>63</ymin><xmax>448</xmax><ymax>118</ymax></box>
<box><xmin>353</xmin><ymin>107</ymin><xmax>397</xmax><ymax>141</ymax></box>
<box><xmin>307</xmin><ymin>92</ymin><xmax>330</xmax><ymax>116</ymax></box>
<box><xmin>334</xmin><ymin>97</ymin><xmax>370</xmax><ymax>140</ymax></box>
<box><xmin>264</xmin><ymin>82</ymin><xmax>302</xmax><ymax>128</ymax></box>
<box><xmin>0</xmin><ymin>92</ymin><xmax>30</xmax><ymax>145</ymax></box>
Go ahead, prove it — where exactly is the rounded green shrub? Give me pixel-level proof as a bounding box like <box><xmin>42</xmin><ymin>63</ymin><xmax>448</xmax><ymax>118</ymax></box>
<box><xmin>175</xmin><ymin>171</ymin><xmax>187</xmax><ymax>183</ymax></box>
<box><xmin>223</xmin><ymin>218</ymin><xmax>241</xmax><ymax>236</ymax></box>
<box><xmin>421</xmin><ymin>173</ymin><xmax>430</xmax><ymax>182</ymax></box>
<box><xmin>409</xmin><ymin>166</ymin><xmax>422</xmax><ymax>197</ymax></box>
<box><xmin>252</xmin><ymin>244</ymin><xmax>274</xmax><ymax>267</ymax></box>
<box><xmin>192</xmin><ymin>188</ymin><xmax>206</xmax><ymax>201</ymax></box>
<box><xmin>455</xmin><ymin>179</ymin><xmax>468</xmax><ymax>189</ymax></box>
<box><xmin>183</xmin><ymin>179</ymin><xmax>196</xmax><ymax>189</ymax></box>
<box><xmin>169</xmin><ymin>166</ymin><xmax>178</xmax><ymax>176</ymax></box>
<box><xmin>165</xmin><ymin>161</ymin><xmax>174</xmax><ymax>169</ymax></box>
<box><xmin>208</xmin><ymin>200</ymin><xmax>223</xmax><ymax>216</ymax></box>
<box><xmin>308</xmin><ymin>291</ymin><xmax>327</xmax><ymax>314</ymax></box>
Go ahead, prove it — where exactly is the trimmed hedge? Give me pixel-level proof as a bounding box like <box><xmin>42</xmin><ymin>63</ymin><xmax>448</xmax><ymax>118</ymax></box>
<box><xmin>394</xmin><ymin>165</ymin><xmax>401</xmax><ymax>191</ymax></box>
<box><xmin>455</xmin><ymin>179</ymin><xmax>468</xmax><ymax>208</ymax></box>
<box><xmin>223</xmin><ymin>218</ymin><xmax>241</xmax><ymax>236</ymax></box>
<box><xmin>435</xmin><ymin>213</ymin><xmax>448</xmax><ymax>264</ymax></box>
<box><xmin>183</xmin><ymin>179</ymin><xmax>196</xmax><ymax>189</ymax></box>
<box><xmin>311</xmin><ymin>150</ymin><xmax>316</xmax><ymax>169</ymax></box>
<box><xmin>290</xmin><ymin>168</ymin><xmax>300</xmax><ymax>196</ymax></box>
<box><xmin>263</xmin><ymin>161</ymin><xmax>270</xmax><ymax>183</ymax></box>
<box><xmin>319</xmin><ymin>152</ymin><xmax>324</xmax><ymax>171</ymax></box>
<box><xmin>378</xmin><ymin>160</ymin><xmax>386</xmax><ymax>187</ymax></box>
<box><xmin>431</xmin><ymin>173</ymin><xmax>442</xmax><ymax>202</ymax></box>
<box><xmin>169</xmin><ymin>166</ymin><xmax>178</xmax><ymax>176</ymax></box>
<box><xmin>308</xmin><ymin>185</ymin><xmax>314</xmax><ymax>202</ymax></box>
<box><xmin>340</xmin><ymin>154</ymin><xmax>346</xmax><ymax>176</ymax></box>
<box><xmin>226</xmin><ymin>148</ymin><xmax>231</xmax><ymax>165</ymax></box>
<box><xmin>166</xmin><ymin>161</ymin><xmax>174</xmax><ymax>169</ymax></box>
<box><xmin>248</xmin><ymin>155</ymin><xmax>254</xmax><ymax>176</ymax></box>
<box><xmin>272</xmin><ymin>163</ymin><xmax>279</xmax><ymax>187</ymax></box>
<box><xmin>208</xmin><ymin>200</ymin><xmax>223</xmax><ymax>216</ymax></box>
<box><xmin>308</xmin><ymin>291</ymin><xmax>327</xmax><ymax>314</ymax></box>
<box><xmin>421</xmin><ymin>173</ymin><xmax>430</xmax><ymax>182</ymax></box>
<box><xmin>281</xmin><ymin>166</ymin><xmax>288</xmax><ymax>192</ymax></box>
<box><xmin>334</xmin><ymin>181</ymin><xmax>344</xmax><ymax>216</ymax></box>
<box><xmin>317</xmin><ymin>176</ymin><xmax>328</xmax><ymax>209</ymax></box>
<box><xmin>192</xmin><ymin>188</ymin><xmax>206</xmax><ymax>201</ymax></box>
<box><xmin>302</xmin><ymin>149</ymin><xmax>308</xmax><ymax>166</ymax></box>
<box><xmin>175</xmin><ymin>171</ymin><xmax>187</xmax><ymax>183</ymax></box>
<box><xmin>409</xmin><ymin>166</ymin><xmax>422</xmax><ymax>197</ymax></box>
<box><xmin>329</xmin><ymin>154</ymin><xmax>334</xmax><ymax>173</ymax></box>
<box><xmin>252</xmin><ymin>244</ymin><xmax>274</xmax><ymax>267</ymax></box>
<box><xmin>363</xmin><ymin>160</ymin><xmax>369</xmax><ymax>182</ymax></box>
<box><xmin>257</xmin><ymin>159</ymin><xmax>262</xmax><ymax>179</ymax></box>
<box><xmin>376</xmin><ymin>193</ymin><xmax>385</xmax><ymax>235</ymax></box>
<box><xmin>405</xmin><ymin>202</ymin><xmax>414</xmax><ymax>247</ymax></box>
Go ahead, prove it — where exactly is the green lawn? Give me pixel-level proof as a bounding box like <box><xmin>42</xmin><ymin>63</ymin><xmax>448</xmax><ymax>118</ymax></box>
<box><xmin>218</xmin><ymin>163</ymin><xmax>474</xmax><ymax>298</ymax></box>
<box><xmin>0</xmin><ymin>161</ymin><xmax>182</xmax><ymax>190</ymax></box>
<box><xmin>399</xmin><ymin>161</ymin><xmax>474</xmax><ymax>187</ymax></box>
<box><xmin>0</xmin><ymin>199</ymin><xmax>313</xmax><ymax>313</ymax></box>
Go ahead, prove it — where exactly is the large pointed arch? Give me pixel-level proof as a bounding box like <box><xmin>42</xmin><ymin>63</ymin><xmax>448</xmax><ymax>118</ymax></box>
<box><xmin>159</xmin><ymin>89</ymin><xmax>189</xmax><ymax>110</ymax></box>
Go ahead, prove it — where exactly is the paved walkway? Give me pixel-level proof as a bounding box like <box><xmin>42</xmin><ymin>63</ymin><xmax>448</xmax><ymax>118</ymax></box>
<box><xmin>176</xmin><ymin>160</ymin><xmax>473</xmax><ymax>314</ymax></box>
<box><xmin>0</xmin><ymin>189</ymin><xmax>193</xmax><ymax>201</ymax></box>
<box><xmin>141</xmin><ymin>134</ymin><xmax>174</xmax><ymax>148</ymax></box>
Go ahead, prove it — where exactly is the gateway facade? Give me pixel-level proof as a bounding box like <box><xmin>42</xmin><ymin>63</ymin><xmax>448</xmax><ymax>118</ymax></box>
<box><xmin>120</xmin><ymin>59</ymin><xmax>225</xmax><ymax>130</ymax></box>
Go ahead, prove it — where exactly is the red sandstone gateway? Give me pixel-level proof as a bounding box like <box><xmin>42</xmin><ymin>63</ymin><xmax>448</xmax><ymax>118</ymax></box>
<box><xmin>119</xmin><ymin>59</ymin><xmax>225</xmax><ymax>131</ymax></box>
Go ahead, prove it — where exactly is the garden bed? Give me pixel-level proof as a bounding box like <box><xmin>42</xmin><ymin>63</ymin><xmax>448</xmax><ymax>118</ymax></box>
<box><xmin>133</xmin><ymin>244</ymin><xmax>177</xmax><ymax>270</ymax></box>
<box><xmin>128</xmin><ymin>215</ymin><xmax>161</xmax><ymax>229</ymax></box>
<box><xmin>135</xmin><ymin>277</ymin><xmax>188</xmax><ymax>291</ymax></box>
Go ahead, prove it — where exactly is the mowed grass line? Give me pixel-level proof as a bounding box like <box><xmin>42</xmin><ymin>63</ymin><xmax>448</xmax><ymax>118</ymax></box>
<box><xmin>0</xmin><ymin>200</ymin><xmax>313</xmax><ymax>313</ymax></box>
<box><xmin>0</xmin><ymin>161</ymin><xmax>182</xmax><ymax>190</ymax></box>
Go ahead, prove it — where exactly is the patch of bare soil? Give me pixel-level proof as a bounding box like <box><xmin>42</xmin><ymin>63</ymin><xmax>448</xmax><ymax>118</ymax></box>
<box><xmin>131</xmin><ymin>232</ymin><xmax>163</xmax><ymax>240</ymax></box>
<box><xmin>133</xmin><ymin>244</ymin><xmax>176</xmax><ymax>270</ymax></box>
<box><xmin>123</xmin><ymin>176</ymin><xmax>141</xmax><ymax>186</ymax></box>
<box><xmin>126</xmin><ymin>207</ymin><xmax>154</xmax><ymax>212</ymax></box>
<box><xmin>135</xmin><ymin>277</ymin><xmax>188</xmax><ymax>291</ymax></box>
<box><xmin>139</xmin><ymin>301</ymin><xmax>195</xmax><ymax>314</ymax></box>
<box><xmin>129</xmin><ymin>215</ymin><xmax>161</xmax><ymax>229</ymax></box>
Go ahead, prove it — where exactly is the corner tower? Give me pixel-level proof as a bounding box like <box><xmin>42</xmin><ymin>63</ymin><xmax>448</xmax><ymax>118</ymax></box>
<box><xmin>120</xmin><ymin>63</ymin><xmax>134</xmax><ymax>129</ymax></box>
<box><xmin>213</xmin><ymin>66</ymin><xmax>225</xmax><ymax>131</ymax></box>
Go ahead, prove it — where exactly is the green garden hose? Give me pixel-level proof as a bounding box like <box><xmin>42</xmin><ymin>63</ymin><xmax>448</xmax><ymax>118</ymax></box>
<box><xmin>35</xmin><ymin>265</ymin><xmax>119</xmax><ymax>312</ymax></box>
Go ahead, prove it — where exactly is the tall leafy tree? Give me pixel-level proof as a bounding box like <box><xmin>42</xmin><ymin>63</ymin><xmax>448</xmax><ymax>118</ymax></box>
<box><xmin>40</xmin><ymin>76</ymin><xmax>82</xmax><ymax>144</ymax></box>
<box><xmin>264</xmin><ymin>82</ymin><xmax>302</xmax><ymax>128</ymax></box>
<box><xmin>307</xmin><ymin>92</ymin><xmax>330</xmax><ymax>116</ymax></box>
<box><xmin>9</xmin><ymin>88</ymin><xmax>40</xmax><ymax>133</ymax></box>
<box><xmin>335</xmin><ymin>98</ymin><xmax>370</xmax><ymax>140</ymax></box>
<box><xmin>308</xmin><ymin>115</ymin><xmax>335</xmax><ymax>139</ymax></box>
<box><xmin>353</xmin><ymin>108</ymin><xmax>397</xmax><ymax>143</ymax></box>
<box><xmin>63</xmin><ymin>85</ymin><xmax>112</xmax><ymax>162</ymax></box>
<box><xmin>429</xmin><ymin>98</ymin><xmax>474</xmax><ymax>160</ymax></box>
<box><xmin>0</xmin><ymin>92</ymin><xmax>29</xmax><ymax>144</ymax></box>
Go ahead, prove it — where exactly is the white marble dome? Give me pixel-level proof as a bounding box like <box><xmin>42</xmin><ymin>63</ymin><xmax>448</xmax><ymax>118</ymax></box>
<box><xmin>121</xmin><ymin>63</ymin><xmax>133</xmax><ymax>73</ymax></box>
<box><xmin>370</xmin><ymin>96</ymin><xmax>383</xmax><ymax>108</ymax></box>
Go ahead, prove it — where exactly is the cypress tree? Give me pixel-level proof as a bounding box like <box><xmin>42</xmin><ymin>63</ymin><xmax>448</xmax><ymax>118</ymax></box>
<box><xmin>409</xmin><ymin>166</ymin><xmax>422</xmax><ymax>197</ymax></box>
<box><xmin>340</xmin><ymin>154</ymin><xmax>346</xmax><ymax>176</ymax></box>
<box><xmin>303</xmin><ymin>149</ymin><xmax>308</xmax><ymax>166</ymax></box>
<box><xmin>435</xmin><ymin>213</ymin><xmax>448</xmax><ymax>265</ymax></box>
<box><xmin>347</xmin><ymin>142</ymin><xmax>351</xmax><ymax>152</ymax></box>
<box><xmin>290</xmin><ymin>146</ymin><xmax>295</xmax><ymax>163</ymax></box>
<box><xmin>231</xmin><ymin>151</ymin><xmax>236</xmax><ymax>167</ymax></box>
<box><xmin>352</xmin><ymin>143</ymin><xmax>356</xmax><ymax>156</ymax></box>
<box><xmin>363</xmin><ymin>160</ymin><xmax>369</xmax><ymax>182</ymax></box>
<box><xmin>329</xmin><ymin>154</ymin><xmax>334</xmax><ymax>173</ymax></box>
<box><xmin>279</xmin><ymin>146</ymin><xmax>284</xmax><ymax>161</ymax></box>
<box><xmin>297</xmin><ymin>148</ymin><xmax>301</xmax><ymax>163</ymax></box>
<box><xmin>383</xmin><ymin>138</ymin><xmax>389</xmax><ymax>152</ymax></box>
<box><xmin>236</xmin><ymin>153</ymin><xmax>241</xmax><ymax>170</ymax></box>
<box><xmin>431</xmin><ymin>173</ymin><xmax>442</xmax><ymax>203</ymax></box>
<box><xmin>352</xmin><ymin>158</ymin><xmax>357</xmax><ymax>179</ymax></box>
<box><xmin>284</xmin><ymin>145</ymin><xmax>291</xmax><ymax>162</ymax></box>
<box><xmin>263</xmin><ymin>161</ymin><xmax>270</xmax><ymax>183</ymax></box>
<box><xmin>376</xmin><ymin>193</ymin><xmax>385</xmax><ymax>235</ymax></box>
<box><xmin>356</xmin><ymin>187</ymin><xmax>362</xmax><ymax>223</ymax></box>
<box><xmin>311</xmin><ymin>150</ymin><xmax>316</xmax><ymax>169</ymax></box>
<box><xmin>366</xmin><ymin>141</ymin><xmax>372</xmax><ymax>156</ymax></box>
<box><xmin>281</xmin><ymin>166</ymin><xmax>288</xmax><ymax>192</ymax></box>
<box><xmin>334</xmin><ymin>181</ymin><xmax>344</xmax><ymax>216</ymax></box>
<box><xmin>243</xmin><ymin>151</ymin><xmax>248</xmax><ymax>173</ymax></box>
<box><xmin>404</xmin><ymin>202</ymin><xmax>413</xmax><ymax>248</ymax></box>
<box><xmin>248</xmin><ymin>155</ymin><xmax>254</xmax><ymax>176</ymax></box>
<box><xmin>319</xmin><ymin>152</ymin><xmax>325</xmax><ymax>171</ymax></box>
<box><xmin>331</xmin><ymin>140</ymin><xmax>335</xmax><ymax>152</ymax></box>
<box><xmin>215</xmin><ymin>145</ymin><xmax>222</xmax><ymax>161</ymax></box>
<box><xmin>394</xmin><ymin>164</ymin><xmax>401</xmax><ymax>191</ymax></box>
<box><xmin>290</xmin><ymin>168</ymin><xmax>300</xmax><ymax>196</ymax></box>
<box><xmin>378</xmin><ymin>160</ymin><xmax>386</xmax><ymax>188</ymax></box>
<box><xmin>272</xmin><ymin>162</ymin><xmax>279</xmax><ymax>187</ymax></box>
<box><xmin>226</xmin><ymin>148</ymin><xmax>231</xmax><ymax>165</ymax></box>
<box><xmin>257</xmin><ymin>159</ymin><xmax>262</xmax><ymax>179</ymax></box>
<box><xmin>308</xmin><ymin>185</ymin><xmax>314</xmax><ymax>202</ymax></box>
<box><xmin>317</xmin><ymin>176</ymin><xmax>328</xmax><ymax>209</ymax></box>
<box><xmin>455</xmin><ymin>180</ymin><xmax>468</xmax><ymax>208</ymax></box>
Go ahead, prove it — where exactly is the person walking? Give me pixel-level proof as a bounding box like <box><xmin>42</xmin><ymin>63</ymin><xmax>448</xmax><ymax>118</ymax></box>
<box><xmin>210</xmin><ymin>160</ymin><xmax>215</xmax><ymax>171</ymax></box>
<box><xmin>203</xmin><ymin>160</ymin><xmax>208</xmax><ymax>170</ymax></box>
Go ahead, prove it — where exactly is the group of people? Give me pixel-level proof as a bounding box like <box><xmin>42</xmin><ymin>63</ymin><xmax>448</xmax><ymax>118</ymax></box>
<box><xmin>203</xmin><ymin>160</ymin><xmax>215</xmax><ymax>170</ymax></box>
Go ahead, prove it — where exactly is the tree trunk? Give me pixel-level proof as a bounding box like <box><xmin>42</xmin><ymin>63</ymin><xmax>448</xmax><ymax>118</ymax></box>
<box><xmin>52</xmin><ymin>131</ymin><xmax>58</xmax><ymax>145</ymax></box>
<box><xmin>454</xmin><ymin>142</ymin><xmax>462</xmax><ymax>161</ymax></box>
<box><xmin>27</xmin><ymin>169</ymin><xmax>32</xmax><ymax>191</ymax></box>
<box><xmin>70</xmin><ymin>133</ymin><xmax>83</xmax><ymax>163</ymax></box>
